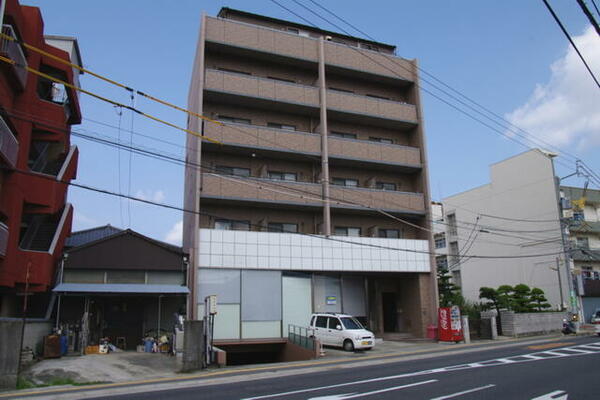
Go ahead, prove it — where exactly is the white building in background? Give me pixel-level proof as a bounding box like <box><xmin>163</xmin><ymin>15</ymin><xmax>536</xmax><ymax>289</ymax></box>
<box><xmin>439</xmin><ymin>149</ymin><xmax>570</xmax><ymax>309</ymax></box>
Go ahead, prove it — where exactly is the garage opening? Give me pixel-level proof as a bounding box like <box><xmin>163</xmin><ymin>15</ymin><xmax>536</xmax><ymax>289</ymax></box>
<box><xmin>213</xmin><ymin>339</ymin><xmax>317</xmax><ymax>366</ymax></box>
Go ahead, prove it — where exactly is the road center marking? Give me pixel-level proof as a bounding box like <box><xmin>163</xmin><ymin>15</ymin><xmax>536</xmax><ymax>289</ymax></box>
<box><xmin>429</xmin><ymin>384</ymin><xmax>496</xmax><ymax>400</ymax></box>
<box><xmin>530</xmin><ymin>390</ymin><xmax>568</xmax><ymax>400</ymax></box>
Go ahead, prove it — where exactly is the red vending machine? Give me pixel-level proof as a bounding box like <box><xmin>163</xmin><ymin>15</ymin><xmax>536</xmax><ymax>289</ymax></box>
<box><xmin>438</xmin><ymin>306</ymin><xmax>464</xmax><ymax>342</ymax></box>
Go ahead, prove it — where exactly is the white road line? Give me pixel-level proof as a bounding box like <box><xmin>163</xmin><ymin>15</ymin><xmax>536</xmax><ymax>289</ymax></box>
<box><xmin>562</xmin><ymin>347</ymin><xmax>593</xmax><ymax>353</ymax></box>
<box><xmin>306</xmin><ymin>380</ymin><xmax>438</xmax><ymax>400</ymax></box>
<box><xmin>495</xmin><ymin>358</ymin><xmax>517</xmax><ymax>363</ymax></box>
<box><xmin>429</xmin><ymin>384</ymin><xmax>496</xmax><ymax>400</ymax></box>
<box><xmin>542</xmin><ymin>351</ymin><xmax>569</xmax><ymax>356</ymax></box>
<box><xmin>520</xmin><ymin>355</ymin><xmax>544</xmax><ymax>360</ymax></box>
<box><xmin>530</xmin><ymin>390</ymin><xmax>568</xmax><ymax>400</ymax></box>
<box><xmin>578</xmin><ymin>344</ymin><xmax>600</xmax><ymax>350</ymax></box>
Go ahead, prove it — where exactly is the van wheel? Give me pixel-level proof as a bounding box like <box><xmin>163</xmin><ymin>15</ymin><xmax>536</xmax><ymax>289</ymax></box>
<box><xmin>343</xmin><ymin>339</ymin><xmax>354</xmax><ymax>352</ymax></box>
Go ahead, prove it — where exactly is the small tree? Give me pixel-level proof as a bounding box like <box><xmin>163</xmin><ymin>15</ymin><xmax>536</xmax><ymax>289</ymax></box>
<box><xmin>437</xmin><ymin>265</ymin><xmax>460</xmax><ymax>307</ymax></box>
<box><xmin>479</xmin><ymin>287</ymin><xmax>500</xmax><ymax>313</ymax></box>
<box><xmin>530</xmin><ymin>287</ymin><xmax>551</xmax><ymax>311</ymax></box>
<box><xmin>497</xmin><ymin>285</ymin><xmax>514</xmax><ymax>311</ymax></box>
<box><xmin>512</xmin><ymin>284</ymin><xmax>533</xmax><ymax>312</ymax></box>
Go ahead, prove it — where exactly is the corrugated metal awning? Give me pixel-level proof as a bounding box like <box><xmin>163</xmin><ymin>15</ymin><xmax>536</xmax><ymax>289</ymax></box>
<box><xmin>53</xmin><ymin>283</ymin><xmax>189</xmax><ymax>294</ymax></box>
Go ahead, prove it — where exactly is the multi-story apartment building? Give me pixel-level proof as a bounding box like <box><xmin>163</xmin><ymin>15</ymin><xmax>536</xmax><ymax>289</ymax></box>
<box><xmin>561</xmin><ymin>186</ymin><xmax>600</xmax><ymax>322</ymax></box>
<box><xmin>183</xmin><ymin>8</ymin><xmax>437</xmax><ymax>340</ymax></box>
<box><xmin>440</xmin><ymin>149</ymin><xmax>582</xmax><ymax>314</ymax></box>
<box><xmin>0</xmin><ymin>0</ymin><xmax>81</xmax><ymax>317</ymax></box>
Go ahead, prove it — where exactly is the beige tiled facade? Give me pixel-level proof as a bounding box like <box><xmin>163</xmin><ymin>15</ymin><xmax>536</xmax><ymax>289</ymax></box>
<box><xmin>185</xmin><ymin>8</ymin><xmax>437</xmax><ymax>337</ymax></box>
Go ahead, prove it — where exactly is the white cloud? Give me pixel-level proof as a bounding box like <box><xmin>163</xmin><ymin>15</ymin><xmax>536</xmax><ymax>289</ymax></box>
<box><xmin>165</xmin><ymin>220</ymin><xmax>183</xmax><ymax>245</ymax></box>
<box><xmin>505</xmin><ymin>27</ymin><xmax>600</xmax><ymax>151</ymax></box>
<box><xmin>135</xmin><ymin>189</ymin><xmax>166</xmax><ymax>203</ymax></box>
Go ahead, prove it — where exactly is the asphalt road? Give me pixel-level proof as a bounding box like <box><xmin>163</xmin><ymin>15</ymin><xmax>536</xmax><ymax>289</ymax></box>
<box><xmin>89</xmin><ymin>336</ymin><xmax>600</xmax><ymax>400</ymax></box>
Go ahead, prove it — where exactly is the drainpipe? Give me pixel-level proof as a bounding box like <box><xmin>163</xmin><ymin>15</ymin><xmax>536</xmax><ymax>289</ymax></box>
<box><xmin>318</xmin><ymin>37</ymin><xmax>331</xmax><ymax>236</ymax></box>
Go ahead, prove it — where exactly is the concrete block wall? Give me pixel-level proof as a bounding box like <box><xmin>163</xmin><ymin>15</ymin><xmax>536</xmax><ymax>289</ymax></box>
<box><xmin>0</xmin><ymin>320</ymin><xmax>22</xmax><ymax>389</ymax></box>
<box><xmin>500</xmin><ymin>311</ymin><xmax>564</xmax><ymax>337</ymax></box>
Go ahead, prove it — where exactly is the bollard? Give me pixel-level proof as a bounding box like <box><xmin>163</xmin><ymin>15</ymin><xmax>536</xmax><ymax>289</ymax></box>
<box><xmin>461</xmin><ymin>316</ymin><xmax>471</xmax><ymax>344</ymax></box>
<box><xmin>490</xmin><ymin>317</ymin><xmax>498</xmax><ymax>340</ymax></box>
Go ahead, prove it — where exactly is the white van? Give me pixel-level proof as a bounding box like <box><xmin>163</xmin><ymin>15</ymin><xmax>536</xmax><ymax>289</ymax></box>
<box><xmin>309</xmin><ymin>312</ymin><xmax>375</xmax><ymax>351</ymax></box>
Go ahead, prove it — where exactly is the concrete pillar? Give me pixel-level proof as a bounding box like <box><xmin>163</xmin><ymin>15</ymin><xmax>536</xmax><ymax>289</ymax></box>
<box><xmin>490</xmin><ymin>317</ymin><xmax>498</xmax><ymax>340</ymax></box>
<box><xmin>181</xmin><ymin>320</ymin><xmax>204</xmax><ymax>372</ymax></box>
<box><xmin>461</xmin><ymin>316</ymin><xmax>470</xmax><ymax>344</ymax></box>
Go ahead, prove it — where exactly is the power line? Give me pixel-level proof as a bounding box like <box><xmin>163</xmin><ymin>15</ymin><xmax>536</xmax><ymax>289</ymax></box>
<box><xmin>282</xmin><ymin>0</ymin><xmax>583</xmax><ymax>168</ymax></box>
<box><xmin>1</xmin><ymin>165</ymin><xmax>570</xmax><ymax>260</ymax></box>
<box><xmin>542</xmin><ymin>0</ymin><xmax>600</xmax><ymax>89</ymax></box>
<box><xmin>576</xmin><ymin>0</ymin><xmax>600</xmax><ymax>36</ymax></box>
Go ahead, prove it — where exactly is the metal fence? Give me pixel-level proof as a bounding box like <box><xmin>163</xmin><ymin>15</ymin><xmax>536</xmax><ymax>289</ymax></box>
<box><xmin>287</xmin><ymin>324</ymin><xmax>316</xmax><ymax>351</ymax></box>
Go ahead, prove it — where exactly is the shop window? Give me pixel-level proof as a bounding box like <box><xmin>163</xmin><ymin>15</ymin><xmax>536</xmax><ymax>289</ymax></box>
<box><xmin>267</xmin><ymin>222</ymin><xmax>298</xmax><ymax>233</ymax></box>
<box><xmin>214</xmin><ymin>219</ymin><xmax>250</xmax><ymax>231</ymax></box>
<box><xmin>376</xmin><ymin>182</ymin><xmax>396</xmax><ymax>191</ymax></box>
<box><xmin>378</xmin><ymin>228</ymin><xmax>401</xmax><ymax>238</ymax></box>
<box><xmin>215</xmin><ymin>165</ymin><xmax>251</xmax><ymax>177</ymax></box>
<box><xmin>332</xmin><ymin>177</ymin><xmax>358</xmax><ymax>187</ymax></box>
<box><xmin>334</xmin><ymin>226</ymin><xmax>361</xmax><ymax>237</ymax></box>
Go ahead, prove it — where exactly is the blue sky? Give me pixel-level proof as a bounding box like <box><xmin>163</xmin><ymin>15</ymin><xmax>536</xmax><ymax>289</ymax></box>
<box><xmin>21</xmin><ymin>0</ymin><xmax>600</xmax><ymax>244</ymax></box>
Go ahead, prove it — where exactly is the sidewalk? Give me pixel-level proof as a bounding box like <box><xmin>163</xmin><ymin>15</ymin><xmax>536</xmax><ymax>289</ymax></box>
<box><xmin>2</xmin><ymin>332</ymin><xmax>596</xmax><ymax>399</ymax></box>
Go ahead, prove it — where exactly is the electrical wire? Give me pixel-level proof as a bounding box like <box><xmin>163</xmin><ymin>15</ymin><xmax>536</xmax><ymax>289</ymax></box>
<box><xmin>576</xmin><ymin>0</ymin><xmax>600</xmax><ymax>36</ymax></box>
<box><xmin>1</xmin><ymin>165</ymin><xmax>571</xmax><ymax>260</ymax></box>
<box><xmin>0</xmin><ymin>54</ymin><xmax>223</xmax><ymax>145</ymax></box>
<box><xmin>541</xmin><ymin>0</ymin><xmax>600</xmax><ymax>89</ymax></box>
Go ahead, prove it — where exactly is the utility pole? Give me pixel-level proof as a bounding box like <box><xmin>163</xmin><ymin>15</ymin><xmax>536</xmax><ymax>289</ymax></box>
<box><xmin>553</xmin><ymin>257</ymin><xmax>564</xmax><ymax>309</ymax></box>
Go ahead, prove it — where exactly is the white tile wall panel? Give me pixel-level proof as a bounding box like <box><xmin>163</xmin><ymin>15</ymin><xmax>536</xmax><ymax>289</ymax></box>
<box><xmin>198</xmin><ymin>229</ymin><xmax>431</xmax><ymax>272</ymax></box>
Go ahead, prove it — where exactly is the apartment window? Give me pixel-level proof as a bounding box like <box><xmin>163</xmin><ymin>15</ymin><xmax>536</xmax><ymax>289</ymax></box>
<box><xmin>379</xmin><ymin>229</ymin><xmax>401</xmax><ymax>238</ymax></box>
<box><xmin>573</xmin><ymin>211</ymin><xmax>584</xmax><ymax>221</ymax></box>
<box><xmin>215</xmin><ymin>166</ymin><xmax>251</xmax><ymax>177</ymax></box>
<box><xmin>218</xmin><ymin>115</ymin><xmax>251</xmax><ymax>125</ymax></box>
<box><xmin>576</xmin><ymin>237</ymin><xmax>590</xmax><ymax>250</ymax></box>
<box><xmin>268</xmin><ymin>171</ymin><xmax>297</xmax><ymax>181</ymax></box>
<box><xmin>369</xmin><ymin>137</ymin><xmax>393</xmax><ymax>144</ymax></box>
<box><xmin>37</xmin><ymin>65</ymin><xmax>68</xmax><ymax>104</ymax></box>
<box><xmin>447</xmin><ymin>213</ymin><xmax>458</xmax><ymax>236</ymax></box>
<box><xmin>330</xmin><ymin>131</ymin><xmax>357</xmax><ymax>139</ymax></box>
<box><xmin>267</xmin><ymin>122</ymin><xmax>296</xmax><ymax>131</ymax></box>
<box><xmin>375</xmin><ymin>182</ymin><xmax>397</xmax><ymax>191</ymax></box>
<box><xmin>332</xmin><ymin>177</ymin><xmax>358</xmax><ymax>187</ymax></box>
<box><xmin>214</xmin><ymin>219</ymin><xmax>250</xmax><ymax>231</ymax></box>
<box><xmin>328</xmin><ymin>86</ymin><xmax>354</xmax><ymax>94</ymax></box>
<box><xmin>448</xmin><ymin>242</ymin><xmax>459</xmax><ymax>265</ymax></box>
<box><xmin>334</xmin><ymin>226</ymin><xmax>361</xmax><ymax>237</ymax></box>
<box><xmin>366</xmin><ymin>94</ymin><xmax>390</xmax><ymax>100</ymax></box>
<box><xmin>434</xmin><ymin>233</ymin><xmax>446</xmax><ymax>249</ymax></box>
<box><xmin>267</xmin><ymin>222</ymin><xmax>298</xmax><ymax>233</ymax></box>
<box><xmin>217</xmin><ymin>67</ymin><xmax>251</xmax><ymax>75</ymax></box>
<box><xmin>267</xmin><ymin>76</ymin><xmax>296</xmax><ymax>84</ymax></box>
<box><xmin>436</xmin><ymin>256</ymin><xmax>448</xmax><ymax>269</ymax></box>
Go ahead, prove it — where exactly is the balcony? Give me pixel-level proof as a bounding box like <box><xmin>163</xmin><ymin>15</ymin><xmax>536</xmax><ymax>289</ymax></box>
<box><xmin>0</xmin><ymin>114</ymin><xmax>19</xmax><ymax>167</ymax></box>
<box><xmin>0</xmin><ymin>223</ymin><xmax>8</xmax><ymax>257</ymax></box>
<box><xmin>200</xmin><ymin>173</ymin><xmax>425</xmax><ymax>214</ymax></box>
<box><xmin>205</xmin><ymin>16</ymin><xmax>319</xmax><ymax>63</ymax></box>
<box><xmin>204</xmin><ymin>70</ymin><xmax>418</xmax><ymax>125</ymax></box>
<box><xmin>197</xmin><ymin>228</ymin><xmax>430</xmax><ymax>272</ymax></box>
<box><xmin>203</xmin><ymin>122</ymin><xmax>421</xmax><ymax>168</ymax></box>
<box><xmin>570</xmin><ymin>220</ymin><xmax>600</xmax><ymax>234</ymax></box>
<box><xmin>0</xmin><ymin>25</ymin><xmax>27</xmax><ymax>90</ymax></box>
<box><xmin>204</xmin><ymin>17</ymin><xmax>415</xmax><ymax>83</ymax></box>
<box><xmin>22</xmin><ymin>145</ymin><xmax>78</xmax><ymax>213</ymax></box>
<box><xmin>204</xmin><ymin>69</ymin><xmax>319</xmax><ymax>112</ymax></box>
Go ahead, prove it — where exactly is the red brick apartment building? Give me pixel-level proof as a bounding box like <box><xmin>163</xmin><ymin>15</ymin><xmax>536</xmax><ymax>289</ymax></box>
<box><xmin>0</xmin><ymin>0</ymin><xmax>81</xmax><ymax>317</ymax></box>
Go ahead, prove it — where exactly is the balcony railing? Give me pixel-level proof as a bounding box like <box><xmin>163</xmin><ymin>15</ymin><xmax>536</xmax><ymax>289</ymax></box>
<box><xmin>204</xmin><ymin>122</ymin><xmax>421</xmax><ymax>167</ymax></box>
<box><xmin>0</xmin><ymin>223</ymin><xmax>8</xmax><ymax>257</ymax></box>
<box><xmin>204</xmin><ymin>16</ymin><xmax>414</xmax><ymax>82</ymax></box>
<box><xmin>0</xmin><ymin>115</ymin><xmax>19</xmax><ymax>167</ymax></box>
<box><xmin>205</xmin><ymin>69</ymin><xmax>418</xmax><ymax>123</ymax></box>
<box><xmin>201</xmin><ymin>173</ymin><xmax>425</xmax><ymax>213</ymax></box>
<box><xmin>1</xmin><ymin>25</ymin><xmax>27</xmax><ymax>89</ymax></box>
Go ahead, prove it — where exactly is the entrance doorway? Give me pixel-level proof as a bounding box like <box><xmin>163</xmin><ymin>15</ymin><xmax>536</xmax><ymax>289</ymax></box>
<box><xmin>382</xmin><ymin>292</ymin><xmax>397</xmax><ymax>332</ymax></box>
